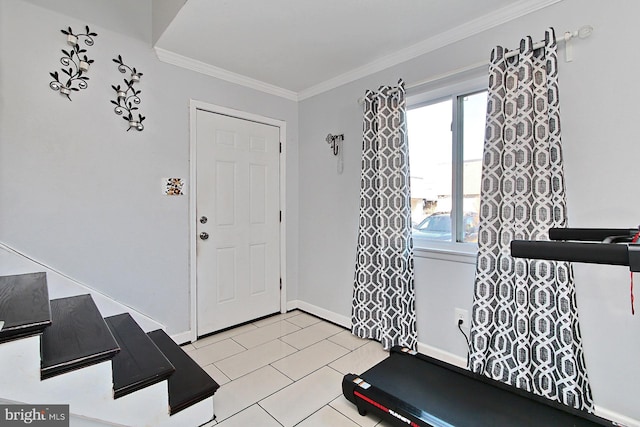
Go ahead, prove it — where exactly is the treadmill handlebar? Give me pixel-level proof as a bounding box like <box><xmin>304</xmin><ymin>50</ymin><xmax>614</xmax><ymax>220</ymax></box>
<box><xmin>510</xmin><ymin>240</ymin><xmax>640</xmax><ymax>272</ymax></box>
<box><xmin>548</xmin><ymin>227</ymin><xmax>639</xmax><ymax>242</ymax></box>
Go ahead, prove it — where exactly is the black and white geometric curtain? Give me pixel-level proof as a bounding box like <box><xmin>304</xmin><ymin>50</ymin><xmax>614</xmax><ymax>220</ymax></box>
<box><xmin>352</xmin><ymin>80</ymin><xmax>417</xmax><ymax>351</ymax></box>
<box><xmin>468</xmin><ymin>28</ymin><xmax>593</xmax><ymax>411</ymax></box>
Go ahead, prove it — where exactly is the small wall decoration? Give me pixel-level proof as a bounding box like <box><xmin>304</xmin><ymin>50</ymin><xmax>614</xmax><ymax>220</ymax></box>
<box><xmin>326</xmin><ymin>133</ymin><xmax>345</xmax><ymax>174</ymax></box>
<box><xmin>111</xmin><ymin>55</ymin><xmax>145</xmax><ymax>131</ymax></box>
<box><xmin>164</xmin><ymin>178</ymin><xmax>184</xmax><ymax>196</ymax></box>
<box><xmin>49</xmin><ymin>26</ymin><xmax>97</xmax><ymax>101</ymax></box>
<box><xmin>325</xmin><ymin>133</ymin><xmax>344</xmax><ymax>155</ymax></box>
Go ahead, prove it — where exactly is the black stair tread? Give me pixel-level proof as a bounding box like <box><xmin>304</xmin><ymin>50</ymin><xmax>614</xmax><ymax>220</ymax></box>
<box><xmin>148</xmin><ymin>329</ymin><xmax>220</xmax><ymax>415</ymax></box>
<box><xmin>105</xmin><ymin>313</ymin><xmax>176</xmax><ymax>399</ymax></box>
<box><xmin>41</xmin><ymin>294</ymin><xmax>120</xmax><ymax>380</ymax></box>
<box><xmin>0</xmin><ymin>272</ymin><xmax>51</xmax><ymax>344</ymax></box>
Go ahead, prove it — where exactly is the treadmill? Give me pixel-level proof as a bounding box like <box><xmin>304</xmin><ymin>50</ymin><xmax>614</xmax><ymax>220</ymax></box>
<box><xmin>343</xmin><ymin>227</ymin><xmax>639</xmax><ymax>427</ymax></box>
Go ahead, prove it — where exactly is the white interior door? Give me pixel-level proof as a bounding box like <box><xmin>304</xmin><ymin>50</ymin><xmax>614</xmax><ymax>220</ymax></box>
<box><xmin>196</xmin><ymin>109</ymin><xmax>281</xmax><ymax>336</ymax></box>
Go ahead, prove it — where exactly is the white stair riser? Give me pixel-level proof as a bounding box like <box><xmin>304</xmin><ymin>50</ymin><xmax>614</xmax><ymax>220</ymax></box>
<box><xmin>0</xmin><ymin>335</ymin><xmax>42</xmax><ymax>382</ymax></box>
<box><xmin>156</xmin><ymin>396</ymin><xmax>215</xmax><ymax>427</ymax></box>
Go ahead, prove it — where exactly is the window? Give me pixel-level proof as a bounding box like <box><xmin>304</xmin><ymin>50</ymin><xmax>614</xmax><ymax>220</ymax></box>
<box><xmin>407</xmin><ymin>88</ymin><xmax>487</xmax><ymax>247</ymax></box>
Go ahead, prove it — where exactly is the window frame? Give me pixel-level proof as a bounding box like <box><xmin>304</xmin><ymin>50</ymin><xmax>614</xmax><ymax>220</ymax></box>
<box><xmin>407</xmin><ymin>76</ymin><xmax>487</xmax><ymax>258</ymax></box>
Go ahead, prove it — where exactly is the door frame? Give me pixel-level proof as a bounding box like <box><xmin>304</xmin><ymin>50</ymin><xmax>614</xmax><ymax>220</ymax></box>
<box><xmin>188</xmin><ymin>99</ymin><xmax>287</xmax><ymax>343</ymax></box>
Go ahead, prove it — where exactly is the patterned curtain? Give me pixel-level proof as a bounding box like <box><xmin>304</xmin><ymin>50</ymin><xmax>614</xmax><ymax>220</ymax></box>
<box><xmin>351</xmin><ymin>81</ymin><xmax>417</xmax><ymax>351</ymax></box>
<box><xmin>468</xmin><ymin>28</ymin><xmax>593</xmax><ymax>411</ymax></box>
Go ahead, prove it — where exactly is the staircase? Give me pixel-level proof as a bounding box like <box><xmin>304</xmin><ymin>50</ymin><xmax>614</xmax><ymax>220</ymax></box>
<box><xmin>0</xmin><ymin>272</ymin><xmax>219</xmax><ymax>427</ymax></box>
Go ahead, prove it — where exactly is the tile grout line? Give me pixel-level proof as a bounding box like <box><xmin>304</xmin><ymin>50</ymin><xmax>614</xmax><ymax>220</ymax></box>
<box><xmin>209</xmin><ymin>330</ymin><xmax>373</xmax><ymax>382</ymax></box>
<box><xmin>213</xmin><ymin>367</ymin><xmax>296</xmax><ymax>424</ymax></box>
<box><xmin>272</xmin><ymin>341</ymin><xmax>355</xmax><ymax>376</ymax></box>
<box><xmin>195</xmin><ymin>310</ymin><xmax>305</xmax><ymax>349</ymax></box>
<box><xmin>214</xmin><ymin>354</ymin><xmax>351</xmax><ymax>423</ymax></box>
<box><xmin>256</xmin><ymin>402</ymin><xmax>285</xmax><ymax>427</ymax></box>
<box><xmin>194</xmin><ymin>316</ymin><xmax>386</xmax><ymax>427</ymax></box>
<box><xmin>291</xmin><ymin>405</ymin><xmax>326</xmax><ymax>426</ymax></box>
<box><xmin>266</xmin><ymin>340</ymin><xmax>349</xmax><ymax>383</ymax></box>
<box><xmin>209</xmin><ymin>322</ymin><xmax>352</xmax><ymax>379</ymax></box>
<box><xmin>212</xmin><ymin>334</ymin><xmax>340</xmax><ymax>383</ymax></box>
<box><xmin>212</xmin><ymin>339</ymin><xmax>300</xmax><ymax>382</ymax></box>
<box><xmin>229</xmin><ymin>335</ymin><xmax>249</xmax><ymax>351</ymax></box>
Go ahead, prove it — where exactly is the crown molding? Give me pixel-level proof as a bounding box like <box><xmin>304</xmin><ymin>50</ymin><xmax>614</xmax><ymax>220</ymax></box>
<box><xmin>155</xmin><ymin>0</ymin><xmax>562</xmax><ymax>102</ymax></box>
<box><xmin>298</xmin><ymin>0</ymin><xmax>563</xmax><ymax>100</ymax></box>
<box><xmin>154</xmin><ymin>47</ymin><xmax>299</xmax><ymax>101</ymax></box>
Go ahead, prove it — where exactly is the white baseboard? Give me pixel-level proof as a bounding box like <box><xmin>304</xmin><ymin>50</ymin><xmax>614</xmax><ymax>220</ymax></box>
<box><xmin>169</xmin><ymin>299</ymin><xmax>640</xmax><ymax>427</ymax></box>
<box><xmin>410</xmin><ymin>343</ymin><xmax>639</xmax><ymax>425</ymax></box>
<box><xmin>413</xmin><ymin>342</ymin><xmax>639</xmax><ymax>426</ymax></box>
<box><xmin>594</xmin><ymin>405</ymin><xmax>639</xmax><ymax>427</ymax></box>
<box><xmin>287</xmin><ymin>300</ymin><xmax>350</xmax><ymax>328</ymax></box>
<box><xmin>198</xmin><ymin>299</ymin><xmax>640</xmax><ymax>426</ymax></box>
<box><xmin>170</xmin><ymin>330</ymin><xmax>193</xmax><ymax>345</ymax></box>
<box><xmin>286</xmin><ymin>299</ymin><xmax>299</xmax><ymax>312</ymax></box>
<box><xmin>417</xmin><ymin>342</ymin><xmax>467</xmax><ymax>368</ymax></box>
<box><xmin>289</xmin><ymin>300</ymin><xmax>471</xmax><ymax>368</ymax></box>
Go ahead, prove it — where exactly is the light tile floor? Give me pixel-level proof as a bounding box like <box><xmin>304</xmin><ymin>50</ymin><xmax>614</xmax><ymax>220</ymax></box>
<box><xmin>183</xmin><ymin>310</ymin><xmax>395</xmax><ymax>426</ymax></box>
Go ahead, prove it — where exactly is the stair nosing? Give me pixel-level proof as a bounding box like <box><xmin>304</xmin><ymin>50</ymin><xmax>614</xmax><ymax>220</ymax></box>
<box><xmin>42</xmin><ymin>348</ymin><xmax>121</xmax><ymax>373</ymax></box>
<box><xmin>105</xmin><ymin>313</ymin><xmax>176</xmax><ymax>400</ymax></box>
<box><xmin>0</xmin><ymin>272</ymin><xmax>52</xmax><ymax>344</ymax></box>
<box><xmin>147</xmin><ymin>329</ymin><xmax>219</xmax><ymax>416</ymax></box>
<box><xmin>0</xmin><ymin>319</ymin><xmax>51</xmax><ymax>338</ymax></box>
<box><xmin>40</xmin><ymin>295</ymin><xmax>120</xmax><ymax>380</ymax></box>
<box><xmin>170</xmin><ymin>386</ymin><xmax>219</xmax><ymax>415</ymax></box>
<box><xmin>1</xmin><ymin>319</ymin><xmax>51</xmax><ymax>331</ymax></box>
<box><xmin>113</xmin><ymin>371</ymin><xmax>175</xmax><ymax>399</ymax></box>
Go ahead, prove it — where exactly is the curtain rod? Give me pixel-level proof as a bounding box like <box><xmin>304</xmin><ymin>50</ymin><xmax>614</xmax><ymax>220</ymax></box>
<box><xmin>357</xmin><ymin>25</ymin><xmax>593</xmax><ymax>105</ymax></box>
<box><xmin>503</xmin><ymin>24</ymin><xmax>593</xmax><ymax>60</ymax></box>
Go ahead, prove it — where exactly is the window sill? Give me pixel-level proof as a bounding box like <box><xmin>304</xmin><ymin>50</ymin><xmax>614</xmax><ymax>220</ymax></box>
<box><xmin>413</xmin><ymin>240</ymin><xmax>478</xmax><ymax>265</ymax></box>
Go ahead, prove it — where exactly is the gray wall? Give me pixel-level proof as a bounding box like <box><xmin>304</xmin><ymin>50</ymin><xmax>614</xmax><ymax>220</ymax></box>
<box><xmin>2</xmin><ymin>0</ymin><xmax>640</xmax><ymax>422</ymax></box>
<box><xmin>298</xmin><ymin>0</ymin><xmax>640</xmax><ymax>422</ymax></box>
<box><xmin>0</xmin><ymin>0</ymin><xmax>299</xmax><ymax>336</ymax></box>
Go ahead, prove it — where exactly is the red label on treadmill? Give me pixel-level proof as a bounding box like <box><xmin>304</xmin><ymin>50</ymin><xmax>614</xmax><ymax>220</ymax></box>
<box><xmin>354</xmin><ymin>391</ymin><xmax>420</xmax><ymax>427</ymax></box>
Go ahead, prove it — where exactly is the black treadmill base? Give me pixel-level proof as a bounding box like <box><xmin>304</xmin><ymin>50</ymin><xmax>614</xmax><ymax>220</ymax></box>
<box><xmin>342</xmin><ymin>347</ymin><xmax>615</xmax><ymax>427</ymax></box>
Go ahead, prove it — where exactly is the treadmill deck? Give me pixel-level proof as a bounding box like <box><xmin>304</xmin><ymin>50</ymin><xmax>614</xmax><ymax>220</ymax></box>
<box><xmin>343</xmin><ymin>347</ymin><xmax>614</xmax><ymax>427</ymax></box>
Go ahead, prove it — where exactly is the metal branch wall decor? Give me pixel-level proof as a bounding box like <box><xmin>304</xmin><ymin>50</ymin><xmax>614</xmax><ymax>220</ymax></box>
<box><xmin>111</xmin><ymin>55</ymin><xmax>145</xmax><ymax>131</ymax></box>
<box><xmin>49</xmin><ymin>26</ymin><xmax>97</xmax><ymax>100</ymax></box>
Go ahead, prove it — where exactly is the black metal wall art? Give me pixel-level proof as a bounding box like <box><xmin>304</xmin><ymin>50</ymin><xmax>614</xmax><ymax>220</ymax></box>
<box><xmin>111</xmin><ymin>55</ymin><xmax>145</xmax><ymax>131</ymax></box>
<box><xmin>49</xmin><ymin>26</ymin><xmax>97</xmax><ymax>100</ymax></box>
<box><xmin>325</xmin><ymin>133</ymin><xmax>344</xmax><ymax>155</ymax></box>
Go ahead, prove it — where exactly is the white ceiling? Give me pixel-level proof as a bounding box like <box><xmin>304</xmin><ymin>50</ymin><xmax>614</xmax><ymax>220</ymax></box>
<box><xmin>155</xmin><ymin>0</ymin><xmax>562</xmax><ymax>99</ymax></box>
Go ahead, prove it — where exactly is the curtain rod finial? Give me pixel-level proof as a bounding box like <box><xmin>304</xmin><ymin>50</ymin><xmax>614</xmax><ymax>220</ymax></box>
<box><xmin>577</xmin><ymin>25</ymin><xmax>593</xmax><ymax>39</ymax></box>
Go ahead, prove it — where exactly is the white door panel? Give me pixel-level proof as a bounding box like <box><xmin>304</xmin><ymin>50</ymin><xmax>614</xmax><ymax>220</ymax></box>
<box><xmin>196</xmin><ymin>110</ymin><xmax>280</xmax><ymax>336</ymax></box>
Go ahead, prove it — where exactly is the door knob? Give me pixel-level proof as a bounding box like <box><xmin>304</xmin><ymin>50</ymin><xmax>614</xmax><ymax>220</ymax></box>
<box><xmin>200</xmin><ymin>216</ymin><xmax>208</xmax><ymax>224</ymax></box>
<box><xmin>199</xmin><ymin>232</ymin><xmax>209</xmax><ymax>240</ymax></box>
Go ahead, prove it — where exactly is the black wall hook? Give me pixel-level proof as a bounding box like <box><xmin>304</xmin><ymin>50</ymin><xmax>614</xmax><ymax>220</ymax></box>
<box><xmin>326</xmin><ymin>133</ymin><xmax>344</xmax><ymax>156</ymax></box>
